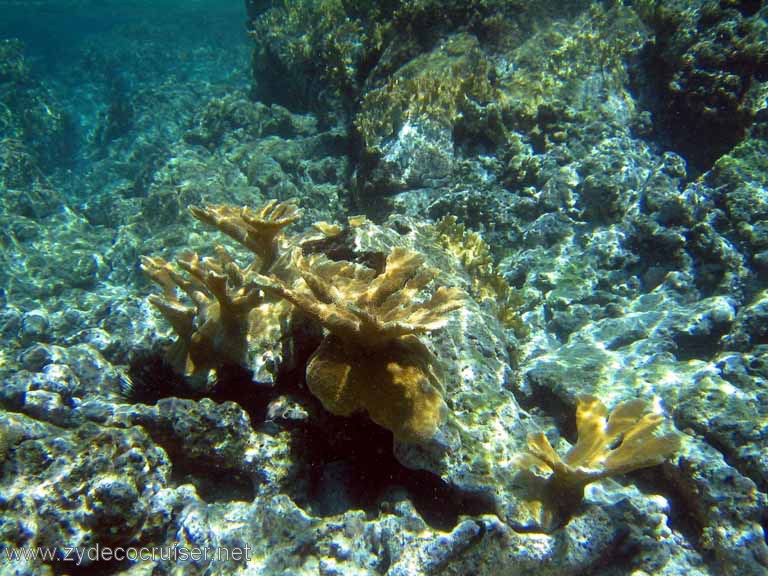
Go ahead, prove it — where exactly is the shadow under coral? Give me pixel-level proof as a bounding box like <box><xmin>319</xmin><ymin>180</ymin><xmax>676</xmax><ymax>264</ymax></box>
<box><xmin>125</xmin><ymin>347</ymin><xmax>495</xmax><ymax>531</ymax></box>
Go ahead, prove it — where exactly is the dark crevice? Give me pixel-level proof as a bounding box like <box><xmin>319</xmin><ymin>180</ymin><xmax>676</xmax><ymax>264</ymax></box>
<box><xmin>170</xmin><ymin>460</ymin><xmax>255</xmax><ymax>503</ymax></box>
<box><xmin>208</xmin><ymin>363</ymin><xmax>282</xmax><ymax>424</ymax></box>
<box><xmin>732</xmin><ymin>0</ymin><xmax>762</xmax><ymax>18</ymax></box>
<box><xmin>671</xmin><ymin>322</ymin><xmax>730</xmax><ymax>361</ymax></box>
<box><xmin>512</xmin><ymin>377</ymin><xmax>577</xmax><ymax>442</ymax></box>
<box><xmin>580</xmin><ymin>527</ymin><xmax>636</xmax><ymax>575</ymax></box>
<box><xmin>285</xmin><ymin>410</ymin><xmax>497</xmax><ymax>531</ymax></box>
<box><xmin>124</xmin><ymin>349</ymin><xmax>283</xmax><ymax>424</ymax></box>
<box><xmin>123</xmin><ymin>351</ymin><xmax>272</xmax><ymax>504</ymax></box>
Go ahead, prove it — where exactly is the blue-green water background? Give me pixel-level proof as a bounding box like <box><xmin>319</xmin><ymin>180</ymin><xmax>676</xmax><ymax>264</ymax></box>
<box><xmin>1</xmin><ymin>0</ymin><xmax>249</xmax><ymax>201</ymax></box>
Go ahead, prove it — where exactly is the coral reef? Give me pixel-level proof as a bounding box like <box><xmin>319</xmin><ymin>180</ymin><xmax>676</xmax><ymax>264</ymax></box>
<box><xmin>139</xmin><ymin>200</ymin><xmax>301</xmax><ymax>385</ymax></box>
<box><xmin>245</xmin><ymin>0</ymin><xmax>571</xmax><ymax>117</ymax></box>
<box><xmin>254</xmin><ymin>246</ymin><xmax>464</xmax><ymax>442</ymax></box>
<box><xmin>521</xmin><ymin>395</ymin><xmax>681</xmax><ymax>531</ymax></box>
<box><xmin>141</xmin><ymin>198</ymin><xmax>464</xmax><ymax>442</ymax></box>
<box><xmin>6</xmin><ymin>1</ymin><xmax>768</xmax><ymax>574</ymax></box>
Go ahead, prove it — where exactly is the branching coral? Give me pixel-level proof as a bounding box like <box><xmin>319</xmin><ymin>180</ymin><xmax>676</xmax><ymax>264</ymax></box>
<box><xmin>521</xmin><ymin>395</ymin><xmax>682</xmax><ymax>531</ymax></box>
<box><xmin>253</xmin><ymin>247</ymin><xmax>464</xmax><ymax>442</ymax></box>
<box><xmin>141</xmin><ymin>199</ymin><xmax>300</xmax><ymax>384</ymax></box>
<box><xmin>140</xmin><ymin>248</ymin><xmax>264</xmax><ymax>383</ymax></box>
<box><xmin>142</xmin><ymin>199</ymin><xmax>463</xmax><ymax>441</ymax></box>
<box><xmin>256</xmin><ymin>248</ymin><xmax>462</xmax><ymax>347</ymax></box>
<box><xmin>189</xmin><ymin>199</ymin><xmax>301</xmax><ymax>272</ymax></box>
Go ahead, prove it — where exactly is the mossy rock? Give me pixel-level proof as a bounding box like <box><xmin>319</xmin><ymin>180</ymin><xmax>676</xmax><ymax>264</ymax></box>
<box><xmin>356</xmin><ymin>33</ymin><xmax>498</xmax><ymax>151</ymax></box>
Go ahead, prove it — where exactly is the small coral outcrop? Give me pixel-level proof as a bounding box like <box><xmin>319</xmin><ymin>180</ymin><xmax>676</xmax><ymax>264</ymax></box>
<box><xmin>521</xmin><ymin>395</ymin><xmax>682</xmax><ymax>531</ymax></box>
<box><xmin>142</xmin><ymin>199</ymin><xmax>464</xmax><ymax>441</ymax></box>
<box><xmin>140</xmin><ymin>199</ymin><xmax>300</xmax><ymax>385</ymax></box>
<box><xmin>254</xmin><ymin>247</ymin><xmax>464</xmax><ymax>443</ymax></box>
